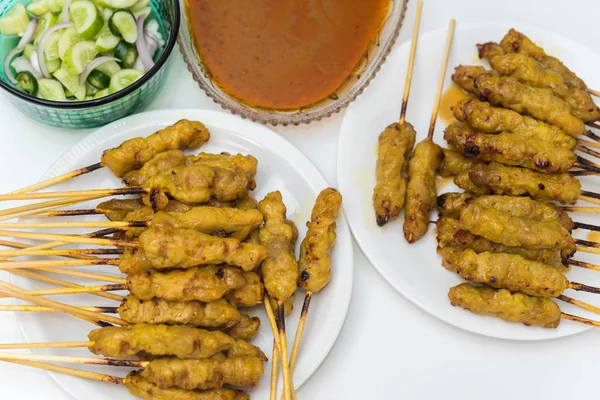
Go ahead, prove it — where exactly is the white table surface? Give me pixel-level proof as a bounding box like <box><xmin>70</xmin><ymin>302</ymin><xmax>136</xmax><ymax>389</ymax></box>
<box><xmin>1</xmin><ymin>0</ymin><xmax>599</xmax><ymax>398</ymax></box>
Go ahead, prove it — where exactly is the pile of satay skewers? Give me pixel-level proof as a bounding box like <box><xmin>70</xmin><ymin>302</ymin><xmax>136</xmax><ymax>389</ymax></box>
<box><xmin>0</xmin><ymin>118</ymin><xmax>343</xmax><ymax>400</ymax></box>
<box><xmin>373</xmin><ymin>14</ymin><xmax>600</xmax><ymax>330</ymax></box>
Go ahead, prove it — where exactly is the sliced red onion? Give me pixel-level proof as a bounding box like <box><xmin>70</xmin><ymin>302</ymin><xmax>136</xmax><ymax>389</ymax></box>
<box><xmin>37</xmin><ymin>22</ymin><xmax>72</xmax><ymax>78</ymax></box>
<box><xmin>3</xmin><ymin>18</ymin><xmax>37</xmax><ymax>84</ymax></box>
<box><xmin>30</xmin><ymin>52</ymin><xmax>41</xmax><ymax>76</ymax></box>
<box><xmin>17</xmin><ymin>17</ymin><xmax>37</xmax><ymax>48</ymax></box>
<box><xmin>60</xmin><ymin>0</ymin><xmax>71</xmax><ymax>23</ymax></box>
<box><xmin>135</xmin><ymin>15</ymin><xmax>154</xmax><ymax>72</ymax></box>
<box><xmin>78</xmin><ymin>56</ymin><xmax>120</xmax><ymax>86</ymax></box>
<box><xmin>11</xmin><ymin>56</ymin><xmax>41</xmax><ymax>78</ymax></box>
<box><xmin>3</xmin><ymin>48</ymin><xmax>22</xmax><ymax>84</ymax></box>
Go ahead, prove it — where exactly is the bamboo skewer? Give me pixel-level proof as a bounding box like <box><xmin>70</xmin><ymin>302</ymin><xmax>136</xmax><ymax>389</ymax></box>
<box><xmin>0</xmin><ymin>258</ymin><xmax>119</xmax><ymax>269</ymax></box>
<box><xmin>18</xmin><ymin>283</ymin><xmax>126</xmax><ymax>297</ymax></box>
<box><xmin>589</xmin><ymin>88</ymin><xmax>600</xmax><ymax>98</ymax></box>
<box><xmin>7</xmin><ymin>269</ymin><xmax>123</xmax><ymax>302</ymax></box>
<box><xmin>0</xmin><ymin>248</ymin><xmax>123</xmax><ymax>257</ymax></box>
<box><xmin>558</xmin><ymin>295</ymin><xmax>600</xmax><ymax>315</ymax></box>
<box><xmin>7</xmin><ymin>162</ymin><xmax>105</xmax><ymax>196</ymax></box>
<box><xmin>0</xmin><ymin>230</ymin><xmax>135</xmax><ymax>247</ymax></box>
<box><xmin>288</xmin><ymin>292</ymin><xmax>312</xmax><ymax>374</ymax></box>
<box><xmin>0</xmin><ymin>221</ymin><xmax>143</xmax><ymax>230</ymax></box>
<box><xmin>0</xmin><ymin>352</ymin><xmax>141</xmax><ymax>367</ymax></box>
<box><xmin>264</xmin><ymin>298</ymin><xmax>290</xmax><ymax>400</ymax></box>
<box><xmin>0</xmin><ymin>196</ymin><xmax>101</xmax><ymax>220</ymax></box>
<box><xmin>568</xmin><ymin>259</ymin><xmax>600</xmax><ymax>272</ymax></box>
<box><xmin>582</xmin><ymin>130</ymin><xmax>600</xmax><ymax>143</ymax></box>
<box><xmin>0</xmin><ymin>279</ymin><xmax>108</xmax><ymax>326</ymax></box>
<box><xmin>573</xmin><ymin>222</ymin><xmax>600</xmax><ymax>232</ymax></box>
<box><xmin>6</xmin><ymin>359</ymin><xmax>124</xmax><ymax>384</ymax></box>
<box><xmin>0</xmin><ymin>287</ymin><xmax>125</xmax><ymax>325</ymax></box>
<box><xmin>576</xmin><ymin>245</ymin><xmax>600</xmax><ymax>256</ymax></box>
<box><xmin>24</xmin><ymin>208</ymin><xmax>106</xmax><ymax>218</ymax></box>
<box><xmin>577</xmin><ymin>144</ymin><xmax>600</xmax><ymax>160</ymax></box>
<box><xmin>564</xmin><ymin>206</ymin><xmax>600</xmax><ymax>213</ymax></box>
<box><xmin>579</xmin><ymin>194</ymin><xmax>600</xmax><ymax>207</ymax></box>
<box><xmin>398</xmin><ymin>0</ymin><xmax>423</xmax><ymax>125</ymax></box>
<box><xmin>567</xmin><ymin>281</ymin><xmax>600</xmax><ymax>294</ymax></box>
<box><xmin>277</xmin><ymin>302</ymin><xmax>295</xmax><ymax>400</ymax></box>
<box><xmin>427</xmin><ymin>18</ymin><xmax>456</xmax><ymax>140</ymax></box>
<box><xmin>0</xmin><ymin>305</ymin><xmax>117</xmax><ymax>313</ymax></box>
<box><xmin>0</xmin><ymin>187</ymin><xmax>147</xmax><ymax>201</ymax></box>
<box><xmin>270</xmin><ymin>340</ymin><xmax>279</xmax><ymax>400</ymax></box>
<box><xmin>26</xmin><ymin>267</ymin><xmax>126</xmax><ymax>284</ymax></box>
<box><xmin>561</xmin><ymin>313</ymin><xmax>600</xmax><ymax>328</ymax></box>
<box><xmin>578</xmin><ymin>139</ymin><xmax>600</xmax><ymax>150</ymax></box>
<box><xmin>0</xmin><ymin>341</ymin><xmax>92</xmax><ymax>350</ymax></box>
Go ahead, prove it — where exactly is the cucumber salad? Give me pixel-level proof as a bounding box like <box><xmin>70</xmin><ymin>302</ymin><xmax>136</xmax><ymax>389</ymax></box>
<box><xmin>0</xmin><ymin>0</ymin><xmax>164</xmax><ymax>101</ymax></box>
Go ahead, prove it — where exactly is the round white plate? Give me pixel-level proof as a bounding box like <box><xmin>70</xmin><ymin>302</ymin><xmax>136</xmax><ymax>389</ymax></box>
<box><xmin>11</xmin><ymin>109</ymin><xmax>354</xmax><ymax>399</ymax></box>
<box><xmin>337</xmin><ymin>22</ymin><xmax>600</xmax><ymax>340</ymax></box>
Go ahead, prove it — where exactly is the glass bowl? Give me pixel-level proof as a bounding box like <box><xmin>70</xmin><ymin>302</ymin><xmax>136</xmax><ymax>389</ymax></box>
<box><xmin>178</xmin><ymin>0</ymin><xmax>409</xmax><ymax>126</ymax></box>
<box><xmin>0</xmin><ymin>0</ymin><xmax>180</xmax><ymax>129</ymax></box>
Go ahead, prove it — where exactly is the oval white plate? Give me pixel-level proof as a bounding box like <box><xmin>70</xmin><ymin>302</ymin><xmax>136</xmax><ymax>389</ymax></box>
<box><xmin>11</xmin><ymin>109</ymin><xmax>354</xmax><ymax>399</ymax></box>
<box><xmin>337</xmin><ymin>22</ymin><xmax>600</xmax><ymax>340</ymax></box>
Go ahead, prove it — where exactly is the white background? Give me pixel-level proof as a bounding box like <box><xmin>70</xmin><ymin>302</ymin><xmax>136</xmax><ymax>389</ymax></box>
<box><xmin>0</xmin><ymin>0</ymin><xmax>598</xmax><ymax>398</ymax></box>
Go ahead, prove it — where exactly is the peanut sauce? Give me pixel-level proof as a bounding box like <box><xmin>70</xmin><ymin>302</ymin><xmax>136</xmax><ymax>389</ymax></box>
<box><xmin>186</xmin><ymin>0</ymin><xmax>390</xmax><ymax>110</ymax></box>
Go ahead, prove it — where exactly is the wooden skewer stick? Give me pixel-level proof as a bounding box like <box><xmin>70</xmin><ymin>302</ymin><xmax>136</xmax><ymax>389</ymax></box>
<box><xmin>578</xmin><ymin>139</ymin><xmax>600</xmax><ymax>150</ymax></box>
<box><xmin>7</xmin><ymin>269</ymin><xmax>123</xmax><ymax>302</ymax></box>
<box><xmin>0</xmin><ymin>258</ymin><xmax>119</xmax><ymax>269</ymax></box>
<box><xmin>561</xmin><ymin>312</ymin><xmax>600</xmax><ymax>328</ymax></box>
<box><xmin>577</xmin><ymin>156</ymin><xmax>600</xmax><ymax>171</ymax></box>
<box><xmin>558</xmin><ymin>295</ymin><xmax>600</xmax><ymax>315</ymax></box>
<box><xmin>427</xmin><ymin>18</ymin><xmax>456</xmax><ymax>140</ymax></box>
<box><xmin>17</xmin><ymin>283</ymin><xmax>127</xmax><ymax>297</ymax></box>
<box><xmin>579</xmin><ymin>194</ymin><xmax>600</xmax><ymax>207</ymax></box>
<box><xmin>23</xmin><ymin>208</ymin><xmax>106</xmax><ymax>218</ymax></box>
<box><xmin>570</xmin><ymin>170</ymin><xmax>597</xmax><ymax>177</ymax></box>
<box><xmin>0</xmin><ymin>228</ymin><xmax>122</xmax><ymax>262</ymax></box>
<box><xmin>270</xmin><ymin>340</ymin><xmax>280</xmax><ymax>400</ymax></box>
<box><xmin>0</xmin><ymin>187</ymin><xmax>147</xmax><ymax>201</ymax></box>
<box><xmin>0</xmin><ymin>230</ymin><xmax>136</xmax><ymax>247</ymax></box>
<box><xmin>0</xmin><ymin>221</ymin><xmax>145</xmax><ymax>230</ymax></box>
<box><xmin>0</xmin><ymin>287</ymin><xmax>125</xmax><ymax>325</ymax></box>
<box><xmin>6</xmin><ymin>359</ymin><xmax>124</xmax><ymax>385</ymax></box>
<box><xmin>264</xmin><ymin>298</ymin><xmax>289</xmax><ymax>400</ymax></box>
<box><xmin>0</xmin><ymin>305</ymin><xmax>117</xmax><ymax>313</ymax></box>
<box><xmin>567</xmin><ymin>281</ymin><xmax>600</xmax><ymax>295</ymax></box>
<box><xmin>588</xmin><ymin>88</ymin><xmax>600</xmax><ymax>98</ymax></box>
<box><xmin>0</xmin><ymin>278</ymin><xmax>109</xmax><ymax>326</ymax></box>
<box><xmin>0</xmin><ymin>352</ymin><xmax>141</xmax><ymax>367</ymax></box>
<box><xmin>582</xmin><ymin>130</ymin><xmax>600</xmax><ymax>143</ymax></box>
<box><xmin>577</xmin><ymin>144</ymin><xmax>600</xmax><ymax>160</ymax></box>
<box><xmin>0</xmin><ymin>341</ymin><xmax>92</xmax><ymax>350</ymax></box>
<box><xmin>0</xmin><ymin>195</ymin><xmax>102</xmax><ymax>220</ymax></box>
<box><xmin>0</xmin><ymin>248</ymin><xmax>123</xmax><ymax>257</ymax></box>
<box><xmin>288</xmin><ymin>292</ymin><xmax>312</xmax><ymax>374</ymax></box>
<box><xmin>277</xmin><ymin>302</ymin><xmax>295</xmax><ymax>400</ymax></box>
<box><xmin>25</xmin><ymin>267</ymin><xmax>126</xmax><ymax>284</ymax></box>
<box><xmin>398</xmin><ymin>0</ymin><xmax>423</xmax><ymax>124</ymax></box>
<box><xmin>576</xmin><ymin>245</ymin><xmax>600</xmax><ymax>256</ymax></box>
<box><xmin>568</xmin><ymin>259</ymin><xmax>600</xmax><ymax>272</ymax></box>
<box><xmin>7</xmin><ymin>162</ymin><xmax>105</xmax><ymax>196</ymax></box>
<box><xmin>573</xmin><ymin>221</ymin><xmax>600</xmax><ymax>232</ymax></box>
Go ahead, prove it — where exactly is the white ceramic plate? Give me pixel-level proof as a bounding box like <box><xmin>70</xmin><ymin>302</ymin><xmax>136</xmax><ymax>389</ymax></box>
<box><xmin>11</xmin><ymin>109</ymin><xmax>354</xmax><ymax>399</ymax></box>
<box><xmin>337</xmin><ymin>22</ymin><xmax>600</xmax><ymax>340</ymax></box>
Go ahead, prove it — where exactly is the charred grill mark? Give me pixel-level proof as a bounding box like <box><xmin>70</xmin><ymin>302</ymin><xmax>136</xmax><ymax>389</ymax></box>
<box><xmin>300</xmin><ymin>271</ymin><xmax>310</xmax><ymax>282</ymax></box>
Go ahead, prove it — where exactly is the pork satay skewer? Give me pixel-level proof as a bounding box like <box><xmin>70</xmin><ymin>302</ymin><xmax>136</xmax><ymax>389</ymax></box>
<box><xmin>403</xmin><ymin>19</ymin><xmax>455</xmax><ymax>242</ymax></box>
<box><xmin>288</xmin><ymin>188</ymin><xmax>342</xmax><ymax>393</ymax></box>
<box><xmin>449</xmin><ymin>283</ymin><xmax>600</xmax><ymax>329</ymax></box>
<box><xmin>439</xmin><ymin>247</ymin><xmax>600</xmax><ymax>298</ymax></box>
<box><xmin>4</xmin><ymin>120</ymin><xmax>210</xmax><ymax>196</ymax></box>
<box><xmin>372</xmin><ymin>0</ymin><xmax>422</xmax><ymax>227</ymax></box>
<box><xmin>257</xmin><ymin>191</ymin><xmax>299</xmax><ymax>400</ymax></box>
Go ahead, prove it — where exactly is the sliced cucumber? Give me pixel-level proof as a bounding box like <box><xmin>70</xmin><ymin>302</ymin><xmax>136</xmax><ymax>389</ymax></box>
<box><xmin>64</xmin><ymin>87</ymin><xmax>75</xmax><ymax>98</ymax></box>
<box><xmin>0</xmin><ymin>3</ymin><xmax>31</xmax><ymax>35</ymax></box>
<box><xmin>62</xmin><ymin>40</ymin><xmax>97</xmax><ymax>75</ymax></box>
<box><xmin>114</xmin><ymin>41</ymin><xmax>136</xmax><ymax>68</ymax></box>
<box><xmin>69</xmin><ymin>0</ymin><xmax>103</xmax><ymax>39</ymax></box>
<box><xmin>93</xmin><ymin>87</ymin><xmax>109</xmax><ymax>98</ymax></box>
<box><xmin>53</xmin><ymin>67</ymin><xmax>86</xmax><ymax>100</ymax></box>
<box><xmin>47</xmin><ymin>0</ymin><xmax>64</xmax><ymax>13</ymax></box>
<box><xmin>15</xmin><ymin>71</ymin><xmax>39</xmax><ymax>96</ymax></box>
<box><xmin>94</xmin><ymin>59</ymin><xmax>120</xmax><ymax>76</ymax></box>
<box><xmin>109</xmin><ymin>9</ymin><xmax>137</xmax><ymax>43</ymax></box>
<box><xmin>132</xmin><ymin>6</ymin><xmax>150</xmax><ymax>20</ymax></box>
<box><xmin>108</xmin><ymin>68</ymin><xmax>142</xmax><ymax>94</ymax></box>
<box><xmin>44</xmin><ymin>30</ymin><xmax>62</xmax><ymax>61</ymax></box>
<box><xmin>57</xmin><ymin>26</ymin><xmax>83</xmax><ymax>59</ymax></box>
<box><xmin>27</xmin><ymin>0</ymin><xmax>51</xmax><ymax>16</ymax></box>
<box><xmin>34</xmin><ymin>11</ymin><xmax>58</xmax><ymax>40</ymax></box>
<box><xmin>129</xmin><ymin>0</ymin><xmax>149</xmax><ymax>12</ymax></box>
<box><xmin>95</xmin><ymin>23</ymin><xmax>120</xmax><ymax>52</ymax></box>
<box><xmin>97</xmin><ymin>0</ymin><xmax>138</xmax><ymax>10</ymax></box>
<box><xmin>45</xmin><ymin>57</ymin><xmax>62</xmax><ymax>74</ymax></box>
<box><xmin>87</xmin><ymin>69</ymin><xmax>110</xmax><ymax>89</ymax></box>
<box><xmin>101</xmin><ymin>7</ymin><xmax>113</xmax><ymax>21</ymax></box>
<box><xmin>85</xmin><ymin>81</ymin><xmax>98</xmax><ymax>95</ymax></box>
<box><xmin>37</xmin><ymin>78</ymin><xmax>66</xmax><ymax>100</ymax></box>
<box><xmin>23</xmin><ymin>44</ymin><xmax>37</xmax><ymax>60</ymax></box>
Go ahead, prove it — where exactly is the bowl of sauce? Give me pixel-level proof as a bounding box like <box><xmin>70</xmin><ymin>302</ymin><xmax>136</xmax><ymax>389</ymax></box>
<box><xmin>179</xmin><ymin>0</ymin><xmax>408</xmax><ymax>125</ymax></box>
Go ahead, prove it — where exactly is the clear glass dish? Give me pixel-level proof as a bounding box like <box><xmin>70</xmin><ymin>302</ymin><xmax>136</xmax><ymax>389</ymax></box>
<box><xmin>0</xmin><ymin>0</ymin><xmax>180</xmax><ymax>129</ymax></box>
<box><xmin>178</xmin><ymin>0</ymin><xmax>409</xmax><ymax>126</ymax></box>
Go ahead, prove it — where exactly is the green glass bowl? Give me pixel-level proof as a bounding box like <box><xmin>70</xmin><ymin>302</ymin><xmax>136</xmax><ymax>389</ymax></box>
<box><xmin>0</xmin><ymin>0</ymin><xmax>179</xmax><ymax>128</ymax></box>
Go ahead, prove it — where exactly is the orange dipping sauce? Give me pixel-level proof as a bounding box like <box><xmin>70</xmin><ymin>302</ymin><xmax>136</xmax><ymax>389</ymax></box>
<box><xmin>186</xmin><ymin>0</ymin><xmax>390</xmax><ymax>110</ymax></box>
